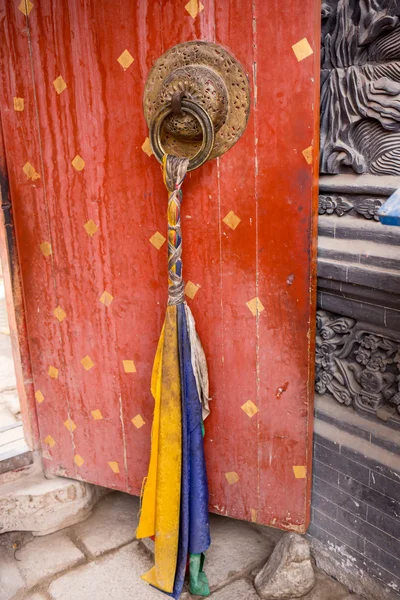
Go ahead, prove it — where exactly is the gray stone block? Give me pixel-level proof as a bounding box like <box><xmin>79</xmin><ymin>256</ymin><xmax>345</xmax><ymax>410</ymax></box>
<box><xmin>17</xmin><ymin>531</ymin><xmax>85</xmax><ymax>588</ymax></box>
<box><xmin>254</xmin><ymin>533</ymin><xmax>315</xmax><ymax>599</ymax></box>
<box><xmin>201</xmin><ymin>514</ymin><xmax>275</xmax><ymax>590</ymax></box>
<box><xmin>337</xmin><ymin>507</ymin><xmax>400</xmax><ymax>559</ymax></box>
<box><xmin>299</xmin><ymin>570</ymin><xmax>352</xmax><ymax>600</ymax></box>
<box><xmin>338</xmin><ymin>473</ymin><xmax>400</xmax><ymax>520</ymax></box>
<box><xmin>313</xmin><ymin>476</ymin><xmax>368</xmax><ymax>519</ymax></box>
<box><xmin>0</xmin><ymin>549</ymin><xmax>24</xmax><ymax>600</ymax></box>
<box><xmin>209</xmin><ymin>580</ymin><xmax>259</xmax><ymax>599</ymax></box>
<box><xmin>311</xmin><ymin>492</ymin><xmax>338</xmax><ymax>520</ymax></box>
<box><xmin>313</xmin><ymin>510</ymin><xmax>365</xmax><ymax>554</ymax></box>
<box><xmin>71</xmin><ymin>491</ymin><xmax>139</xmax><ymax>557</ymax></box>
<box><xmin>48</xmin><ymin>542</ymin><xmax>161</xmax><ymax>600</ymax></box>
<box><xmin>312</xmin><ymin>459</ymin><xmax>339</xmax><ymax>485</ymax></box>
<box><xmin>310</xmin><ymin>537</ymin><xmax>400</xmax><ymax>600</ymax></box>
<box><xmin>0</xmin><ymin>472</ymin><xmax>101</xmax><ymax>536</ymax></box>
<box><xmin>367</xmin><ymin>506</ymin><xmax>400</xmax><ymax>540</ymax></box>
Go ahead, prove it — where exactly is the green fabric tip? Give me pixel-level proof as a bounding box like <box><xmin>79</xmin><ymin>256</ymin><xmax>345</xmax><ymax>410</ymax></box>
<box><xmin>189</xmin><ymin>553</ymin><xmax>210</xmax><ymax>596</ymax></box>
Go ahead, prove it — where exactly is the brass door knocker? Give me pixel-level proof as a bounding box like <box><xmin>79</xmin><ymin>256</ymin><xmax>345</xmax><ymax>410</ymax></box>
<box><xmin>150</xmin><ymin>98</ymin><xmax>215</xmax><ymax>171</ymax></box>
<box><xmin>144</xmin><ymin>41</ymin><xmax>250</xmax><ymax>170</ymax></box>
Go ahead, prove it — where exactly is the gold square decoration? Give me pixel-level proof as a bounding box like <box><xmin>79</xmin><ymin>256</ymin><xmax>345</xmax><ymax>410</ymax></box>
<box><xmin>123</xmin><ymin>360</ymin><xmax>136</xmax><ymax>374</ymax></box>
<box><xmin>40</xmin><ymin>241</ymin><xmax>52</xmax><ymax>257</ymax></box>
<box><xmin>292</xmin><ymin>38</ymin><xmax>313</xmax><ymax>62</ymax></box>
<box><xmin>149</xmin><ymin>231</ymin><xmax>166</xmax><ymax>250</ymax></box>
<box><xmin>100</xmin><ymin>290</ymin><xmax>113</xmax><ymax>307</ymax></box>
<box><xmin>241</xmin><ymin>400</ymin><xmax>259</xmax><ymax>418</ymax></box>
<box><xmin>141</xmin><ymin>138</ymin><xmax>153</xmax><ymax>157</ymax></box>
<box><xmin>293</xmin><ymin>465</ymin><xmax>307</xmax><ymax>479</ymax></box>
<box><xmin>222</xmin><ymin>211</ymin><xmax>241</xmax><ymax>230</ymax></box>
<box><xmin>53</xmin><ymin>306</ymin><xmax>67</xmax><ymax>322</ymax></box>
<box><xmin>23</xmin><ymin>162</ymin><xmax>40</xmax><ymax>181</ymax></box>
<box><xmin>13</xmin><ymin>97</ymin><xmax>24</xmax><ymax>111</ymax></box>
<box><xmin>84</xmin><ymin>220</ymin><xmax>98</xmax><ymax>236</ymax></box>
<box><xmin>53</xmin><ymin>75</ymin><xmax>67</xmax><ymax>95</ymax></box>
<box><xmin>64</xmin><ymin>418</ymin><xmax>76</xmax><ymax>432</ymax></box>
<box><xmin>91</xmin><ymin>409</ymin><xmax>103</xmax><ymax>420</ymax></box>
<box><xmin>184</xmin><ymin>281</ymin><xmax>200</xmax><ymax>299</ymax></box>
<box><xmin>44</xmin><ymin>434</ymin><xmax>55</xmax><ymax>447</ymax></box>
<box><xmin>132</xmin><ymin>414</ymin><xmax>145</xmax><ymax>429</ymax></box>
<box><xmin>48</xmin><ymin>365</ymin><xmax>59</xmax><ymax>379</ymax></box>
<box><xmin>72</xmin><ymin>155</ymin><xmax>85</xmax><ymax>171</ymax></box>
<box><xmin>302</xmin><ymin>146</ymin><xmax>313</xmax><ymax>165</ymax></box>
<box><xmin>81</xmin><ymin>355</ymin><xmax>94</xmax><ymax>371</ymax></box>
<box><xmin>246</xmin><ymin>297</ymin><xmax>265</xmax><ymax>317</ymax></box>
<box><xmin>18</xmin><ymin>0</ymin><xmax>33</xmax><ymax>16</ymax></box>
<box><xmin>117</xmin><ymin>49</ymin><xmax>134</xmax><ymax>70</ymax></box>
<box><xmin>225</xmin><ymin>471</ymin><xmax>239</xmax><ymax>485</ymax></box>
<box><xmin>35</xmin><ymin>390</ymin><xmax>44</xmax><ymax>404</ymax></box>
<box><xmin>74</xmin><ymin>454</ymin><xmax>84</xmax><ymax>467</ymax></box>
<box><xmin>185</xmin><ymin>0</ymin><xmax>204</xmax><ymax>19</ymax></box>
<box><xmin>108</xmin><ymin>461</ymin><xmax>120</xmax><ymax>474</ymax></box>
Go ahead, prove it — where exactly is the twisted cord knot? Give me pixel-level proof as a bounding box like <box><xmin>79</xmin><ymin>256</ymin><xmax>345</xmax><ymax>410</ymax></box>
<box><xmin>163</xmin><ymin>156</ymin><xmax>189</xmax><ymax>306</ymax></box>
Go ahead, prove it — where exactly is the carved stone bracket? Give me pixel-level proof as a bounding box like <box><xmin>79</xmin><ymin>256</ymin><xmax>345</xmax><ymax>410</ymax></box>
<box><xmin>315</xmin><ymin>309</ymin><xmax>400</xmax><ymax>423</ymax></box>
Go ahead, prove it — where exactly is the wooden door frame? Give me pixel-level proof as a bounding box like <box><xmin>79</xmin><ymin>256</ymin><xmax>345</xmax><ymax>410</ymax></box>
<box><xmin>0</xmin><ymin>115</ymin><xmax>40</xmax><ymax>456</ymax></box>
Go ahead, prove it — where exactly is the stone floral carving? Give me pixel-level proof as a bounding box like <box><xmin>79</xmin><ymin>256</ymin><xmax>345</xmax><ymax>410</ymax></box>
<box><xmin>319</xmin><ymin>195</ymin><xmax>353</xmax><ymax>216</ymax></box>
<box><xmin>321</xmin><ymin>0</ymin><xmax>400</xmax><ymax>175</ymax></box>
<box><xmin>356</xmin><ymin>197</ymin><xmax>383</xmax><ymax>220</ymax></box>
<box><xmin>315</xmin><ymin>310</ymin><xmax>400</xmax><ymax>418</ymax></box>
<box><xmin>318</xmin><ymin>194</ymin><xmax>384</xmax><ymax>219</ymax></box>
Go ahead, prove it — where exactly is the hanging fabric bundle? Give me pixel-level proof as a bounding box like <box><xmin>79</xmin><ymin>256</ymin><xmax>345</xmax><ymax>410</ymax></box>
<box><xmin>137</xmin><ymin>155</ymin><xmax>211</xmax><ymax>599</ymax></box>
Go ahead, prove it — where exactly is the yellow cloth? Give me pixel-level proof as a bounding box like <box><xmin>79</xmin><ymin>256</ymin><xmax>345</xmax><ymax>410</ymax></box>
<box><xmin>136</xmin><ymin>306</ymin><xmax>182</xmax><ymax>593</ymax></box>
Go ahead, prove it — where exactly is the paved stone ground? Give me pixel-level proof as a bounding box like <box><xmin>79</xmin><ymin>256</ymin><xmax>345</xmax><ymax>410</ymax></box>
<box><xmin>0</xmin><ymin>491</ymin><xmax>363</xmax><ymax>600</ymax></box>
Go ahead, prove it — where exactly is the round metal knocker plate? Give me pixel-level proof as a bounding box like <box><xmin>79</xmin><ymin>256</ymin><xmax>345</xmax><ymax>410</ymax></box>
<box><xmin>143</xmin><ymin>41</ymin><xmax>250</xmax><ymax>163</ymax></box>
<box><xmin>150</xmin><ymin>100</ymin><xmax>215</xmax><ymax>171</ymax></box>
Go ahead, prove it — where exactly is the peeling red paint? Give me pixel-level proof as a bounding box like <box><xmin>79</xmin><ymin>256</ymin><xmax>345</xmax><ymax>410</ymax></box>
<box><xmin>0</xmin><ymin>1</ymin><xmax>319</xmax><ymax>530</ymax></box>
<box><xmin>275</xmin><ymin>382</ymin><xmax>290</xmax><ymax>399</ymax></box>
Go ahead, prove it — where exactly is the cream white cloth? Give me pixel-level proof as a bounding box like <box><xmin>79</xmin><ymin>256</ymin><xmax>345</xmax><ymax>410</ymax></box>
<box><xmin>185</xmin><ymin>304</ymin><xmax>211</xmax><ymax>420</ymax></box>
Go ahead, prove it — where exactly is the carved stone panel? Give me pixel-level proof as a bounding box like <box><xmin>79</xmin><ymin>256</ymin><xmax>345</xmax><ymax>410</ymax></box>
<box><xmin>315</xmin><ymin>309</ymin><xmax>400</xmax><ymax>425</ymax></box>
<box><xmin>321</xmin><ymin>0</ymin><xmax>400</xmax><ymax>175</ymax></box>
<box><xmin>319</xmin><ymin>194</ymin><xmax>384</xmax><ymax>219</ymax></box>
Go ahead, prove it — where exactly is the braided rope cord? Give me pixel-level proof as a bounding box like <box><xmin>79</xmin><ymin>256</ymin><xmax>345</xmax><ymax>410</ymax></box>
<box><xmin>164</xmin><ymin>155</ymin><xmax>190</xmax><ymax>306</ymax></box>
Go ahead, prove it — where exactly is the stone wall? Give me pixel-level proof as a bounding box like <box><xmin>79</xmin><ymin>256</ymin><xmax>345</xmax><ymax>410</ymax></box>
<box><xmin>308</xmin><ymin>2</ymin><xmax>400</xmax><ymax>598</ymax></box>
<box><xmin>308</xmin><ymin>397</ymin><xmax>400</xmax><ymax>600</ymax></box>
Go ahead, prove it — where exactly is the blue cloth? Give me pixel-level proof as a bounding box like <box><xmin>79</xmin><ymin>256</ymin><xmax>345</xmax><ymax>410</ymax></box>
<box><xmin>170</xmin><ymin>305</ymin><xmax>210</xmax><ymax>598</ymax></box>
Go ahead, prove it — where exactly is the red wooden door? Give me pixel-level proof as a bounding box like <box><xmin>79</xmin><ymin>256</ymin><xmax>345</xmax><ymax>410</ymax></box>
<box><xmin>0</xmin><ymin>1</ymin><xmax>319</xmax><ymax>532</ymax></box>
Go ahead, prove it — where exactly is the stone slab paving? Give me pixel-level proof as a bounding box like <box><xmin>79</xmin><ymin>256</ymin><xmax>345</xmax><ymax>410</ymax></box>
<box><xmin>0</xmin><ymin>550</ymin><xmax>25</xmax><ymax>600</ymax></box>
<box><xmin>207</xmin><ymin>579</ymin><xmax>259</xmax><ymax>599</ymax></box>
<box><xmin>136</xmin><ymin>508</ymin><xmax>277</xmax><ymax>591</ymax></box>
<box><xmin>71</xmin><ymin>492</ymin><xmax>139</xmax><ymax>557</ymax></box>
<box><xmin>48</xmin><ymin>542</ymin><xmax>161</xmax><ymax>600</ymax></box>
<box><xmin>204</xmin><ymin>513</ymin><xmax>276</xmax><ymax>590</ymax></box>
<box><xmin>299</xmin><ymin>571</ymin><xmax>362</xmax><ymax>600</ymax></box>
<box><xmin>0</xmin><ymin>490</ymin><xmax>364</xmax><ymax>600</ymax></box>
<box><xmin>16</xmin><ymin>530</ymin><xmax>85</xmax><ymax>588</ymax></box>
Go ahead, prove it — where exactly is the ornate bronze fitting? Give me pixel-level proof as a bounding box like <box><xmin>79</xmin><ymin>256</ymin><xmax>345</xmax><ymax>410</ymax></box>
<box><xmin>144</xmin><ymin>41</ymin><xmax>250</xmax><ymax>167</ymax></box>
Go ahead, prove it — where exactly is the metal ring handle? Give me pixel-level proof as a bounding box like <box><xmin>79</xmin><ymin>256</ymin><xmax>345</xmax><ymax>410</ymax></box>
<box><xmin>149</xmin><ymin>99</ymin><xmax>215</xmax><ymax>172</ymax></box>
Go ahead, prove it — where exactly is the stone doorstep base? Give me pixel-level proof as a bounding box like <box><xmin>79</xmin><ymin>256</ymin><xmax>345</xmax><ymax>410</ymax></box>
<box><xmin>0</xmin><ymin>470</ymin><xmax>105</xmax><ymax>537</ymax></box>
<box><xmin>309</xmin><ymin>538</ymin><xmax>398</xmax><ymax>600</ymax></box>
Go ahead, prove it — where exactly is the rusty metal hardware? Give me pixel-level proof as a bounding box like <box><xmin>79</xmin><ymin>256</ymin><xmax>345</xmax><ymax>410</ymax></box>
<box><xmin>150</xmin><ymin>99</ymin><xmax>215</xmax><ymax>171</ymax></box>
<box><xmin>171</xmin><ymin>91</ymin><xmax>185</xmax><ymax>115</ymax></box>
<box><xmin>144</xmin><ymin>41</ymin><xmax>250</xmax><ymax>165</ymax></box>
